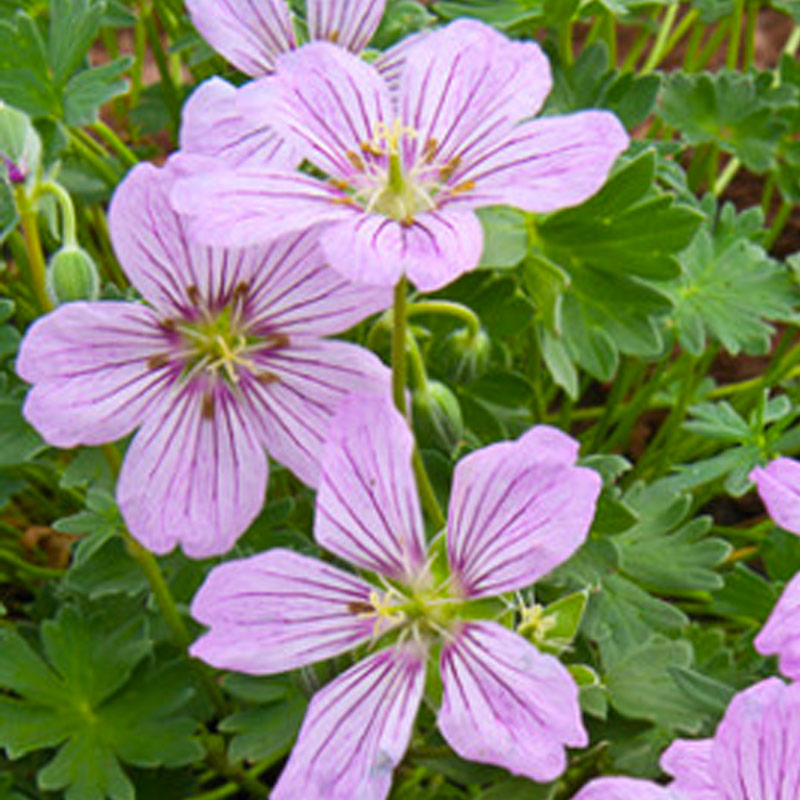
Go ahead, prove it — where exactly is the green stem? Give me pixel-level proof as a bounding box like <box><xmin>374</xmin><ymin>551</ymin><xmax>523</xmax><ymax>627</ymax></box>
<box><xmin>620</xmin><ymin>23</ymin><xmax>653</xmax><ymax>72</ymax></box>
<box><xmin>88</xmin><ymin>206</ymin><xmax>128</xmax><ymax>287</ymax></box>
<box><xmin>684</xmin><ymin>22</ymin><xmax>706</xmax><ymax>70</ymax></box>
<box><xmin>696</xmin><ymin>19</ymin><xmax>733</xmax><ymax>71</ymax></box>
<box><xmin>143</xmin><ymin>3</ymin><xmax>181</xmax><ymax>140</ymax></box>
<box><xmin>38</xmin><ymin>182</ymin><xmax>78</xmax><ymax>247</ymax></box>
<box><xmin>727</xmin><ymin>0</ymin><xmax>746</xmax><ymax>69</ymax></box>
<box><xmin>601</xmin><ymin>11</ymin><xmax>617</xmax><ymax>65</ymax></box>
<box><xmin>391</xmin><ymin>277</ymin><xmax>446</xmax><ymax>531</ymax></box>
<box><xmin>558</xmin><ymin>20</ymin><xmax>574</xmax><ymax>67</ymax></box>
<box><xmin>0</xmin><ymin>548</ymin><xmax>65</xmax><ymax>579</ymax></box>
<box><xmin>662</xmin><ymin>9</ymin><xmax>701</xmax><ymax>63</ymax></box>
<box><xmin>641</xmin><ymin>2</ymin><xmax>680</xmax><ymax>74</ymax></box>
<box><xmin>392</xmin><ymin>277</ymin><xmax>408</xmax><ymax>415</ymax></box>
<box><xmin>764</xmin><ymin>200</ymin><xmax>793</xmax><ymax>251</ymax></box>
<box><xmin>90</xmin><ymin>121</ymin><xmax>139</xmax><ymax>168</ymax></box>
<box><xmin>761</xmin><ymin>173</ymin><xmax>776</xmax><ymax>214</ymax></box>
<box><xmin>743</xmin><ymin>2</ymin><xmax>758</xmax><ymax>70</ymax></box>
<box><xmin>200</xmin><ymin>733</ymin><xmax>269</xmax><ymax>799</ymax></box>
<box><xmin>406</xmin><ymin>331</ymin><xmax>429</xmax><ymax>391</ymax></box>
<box><xmin>14</xmin><ymin>188</ymin><xmax>52</xmax><ymax>313</ymax></box>
<box><xmin>130</xmin><ymin>2</ymin><xmax>147</xmax><ymax>110</ymax></box>
<box><xmin>785</xmin><ymin>25</ymin><xmax>800</xmax><ymax>58</ymax></box>
<box><xmin>406</xmin><ymin>300</ymin><xmax>481</xmax><ymax>335</ymax></box>
<box><xmin>713</xmin><ymin>157</ymin><xmax>741</xmax><ymax>196</ymax></box>
<box><xmin>69</xmin><ymin>130</ymin><xmax>120</xmax><ymax>186</ymax></box>
<box><xmin>186</xmin><ymin>760</ymin><xmax>275</xmax><ymax>800</ymax></box>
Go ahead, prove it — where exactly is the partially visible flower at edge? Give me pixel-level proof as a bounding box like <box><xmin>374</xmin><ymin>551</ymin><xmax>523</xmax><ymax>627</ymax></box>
<box><xmin>570</xmin><ymin>677</ymin><xmax>800</xmax><ymax>800</ymax></box>
<box><xmin>191</xmin><ymin>394</ymin><xmax>602</xmax><ymax>798</ymax></box>
<box><xmin>749</xmin><ymin>456</ymin><xmax>800</xmax><ymax>536</ymax></box>
<box><xmin>173</xmin><ymin>20</ymin><xmax>629</xmax><ymax>292</ymax></box>
<box><xmin>180</xmin><ymin>0</ymin><xmax>395</xmax><ymax>170</ymax></box>
<box><xmin>15</xmin><ymin>157</ymin><xmax>391</xmax><ymax>558</ymax></box>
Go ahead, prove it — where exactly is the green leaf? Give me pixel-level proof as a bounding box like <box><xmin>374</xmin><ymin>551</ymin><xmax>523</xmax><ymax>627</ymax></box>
<box><xmin>476</xmin><ymin>206</ymin><xmax>528</xmax><ymax>270</ymax></box>
<box><xmin>0</xmin><ymin>608</ymin><xmax>201</xmax><ymax>800</ymax></box>
<box><xmin>615</xmin><ymin>481</ymin><xmax>731</xmax><ymax>592</ymax></box>
<box><xmin>545</xmin><ymin>42</ymin><xmax>661</xmax><ymax>129</ymax></box>
<box><xmin>659</xmin><ymin>70</ymin><xmax>796</xmax><ymax>171</ymax></box>
<box><xmin>63</xmin><ymin>57</ymin><xmax>132</xmax><ymax>126</ymax></box>
<box><xmin>709</xmin><ymin>564</ymin><xmax>778</xmax><ymax>622</ymax></box>
<box><xmin>529</xmin><ymin>151</ymin><xmax>702</xmax><ymax>380</ymax></box>
<box><xmin>0</xmin><ymin>391</ymin><xmax>46</xmax><ymax>467</ymax></box>
<box><xmin>669</xmin><ymin>202</ymin><xmax>799</xmax><ymax>356</ymax></box>
<box><xmin>48</xmin><ymin>0</ymin><xmax>106</xmax><ymax>87</ymax></box>
<box><xmin>431</xmin><ymin>0</ymin><xmax>546</xmax><ymax>28</ymax></box>
<box><xmin>0</xmin><ymin>101</ymin><xmax>41</xmax><ymax>181</ymax></box>
<box><xmin>668</xmin><ymin>665</ymin><xmax>734</xmax><ymax>716</ymax></box>
<box><xmin>606</xmin><ymin>637</ymin><xmax>705</xmax><ymax>733</ymax></box>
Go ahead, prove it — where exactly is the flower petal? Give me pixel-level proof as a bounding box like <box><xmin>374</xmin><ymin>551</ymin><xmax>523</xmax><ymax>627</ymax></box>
<box><xmin>315</xmin><ymin>395</ymin><xmax>427</xmax><ymax>582</ymax></box>
<box><xmin>755</xmin><ymin>572</ymin><xmax>800</xmax><ymax>680</ymax></box>
<box><xmin>321</xmin><ymin>208</ymin><xmax>484</xmax><ymax>292</ymax></box>
<box><xmin>272</xmin><ymin>644</ymin><xmax>426</xmax><ymax>800</ymax></box>
<box><xmin>750</xmin><ymin>457</ymin><xmax>800</xmax><ymax>536</ymax></box>
<box><xmin>709</xmin><ymin>678</ymin><xmax>800</xmax><ymax>800</ymax></box>
<box><xmin>452</xmin><ymin>112</ymin><xmax>629</xmax><ymax>213</ymax></box>
<box><xmin>269</xmin><ymin>42</ymin><xmax>394</xmax><ymax>178</ymax></box>
<box><xmin>185</xmin><ymin>0</ymin><xmax>295</xmax><ymax>76</ymax></box>
<box><xmin>306</xmin><ymin>0</ymin><xmax>385</xmax><ymax>53</ymax></box>
<box><xmin>373</xmin><ymin>30</ymin><xmax>430</xmax><ymax>96</ymax></box>
<box><xmin>117</xmin><ymin>385</ymin><xmax>267</xmax><ymax>558</ymax></box>
<box><xmin>16</xmin><ymin>301</ymin><xmax>172</xmax><ymax>448</ymax></box>
<box><xmin>241</xmin><ymin>339</ymin><xmax>390</xmax><ymax>488</ymax></box>
<box><xmin>170</xmin><ymin>168</ymin><xmax>355</xmax><ymax>248</ymax></box>
<box><xmin>446</xmin><ymin>426</ymin><xmax>601</xmax><ymax>598</ymax></box>
<box><xmin>190</xmin><ymin>548</ymin><xmax>377</xmax><ymax>673</ymax></box>
<box><xmin>110</xmin><ymin>161</ymin><xmax>262</xmax><ymax>315</ymax></box>
<box><xmin>244</xmin><ymin>229</ymin><xmax>392</xmax><ymax>336</ymax></box>
<box><xmin>438</xmin><ymin>621</ymin><xmax>587</xmax><ymax>782</ymax></box>
<box><xmin>660</xmin><ymin>739</ymin><xmax>720</xmax><ymax>800</ymax></box>
<box><xmin>180</xmin><ymin>77</ymin><xmax>299</xmax><ymax>170</ymax></box>
<box><xmin>571</xmin><ymin>778</ymin><xmax>684</xmax><ymax>800</ymax></box>
<box><xmin>399</xmin><ymin>20</ymin><xmax>552</xmax><ymax>171</ymax></box>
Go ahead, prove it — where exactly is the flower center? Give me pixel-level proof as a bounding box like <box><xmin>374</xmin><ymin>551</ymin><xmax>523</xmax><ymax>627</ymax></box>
<box><xmin>334</xmin><ymin>120</ymin><xmax>476</xmax><ymax>225</ymax></box>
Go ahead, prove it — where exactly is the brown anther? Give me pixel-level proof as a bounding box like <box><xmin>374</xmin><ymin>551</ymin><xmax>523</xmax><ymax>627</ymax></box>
<box><xmin>347</xmin><ymin>601</ymin><xmax>375</xmax><ymax>615</ymax></box>
<box><xmin>201</xmin><ymin>393</ymin><xmax>215</xmax><ymax>420</ymax></box>
<box><xmin>328</xmin><ymin>30</ymin><xmax>340</xmax><ymax>43</ymax></box>
<box><xmin>159</xmin><ymin>318</ymin><xmax>176</xmax><ymax>332</ymax></box>
<box><xmin>147</xmin><ymin>353</ymin><xmax>170</xmax><ymax>370</ymax></box>
<box><xmin>439</xmin><ymin>156</ymin><xmax>462</xmax><ymax>182</ymax></box>
<box><xmin>400</xmin><ymin>216</ymin><xmax>415</xmax><ymax>228</ymax></box>
<box><xmin>451</xmin><ymin>180</ymin><xmax>476</xmax><ymax>195</ymax></box>
<box><xmin>332</xmin><ymin>196</ymin><xmax>359</xmax><ymax>208</ymax></box>
<box><xmin>187</xmin><ymin>285</ymin><xmax>201</xmax><ymax>306</ymax></box>
<box><xmin>232</xmin><ymin>281</ymin><xmax>250</xmax><ymax>304</ymax></box>
<box><xmin>267</xmin><ymin>333</ymin><xmax>290</xmax><ymax>350</ymax></box>
<box><xmin>346</xmin><ymin>150</ymin><xmax>366</xmax><ymax>172</ymax></box>
<box><xmin>329</xmin><ymin>178</ymin><xmax>352</xmax><ymax>192</ymax></box>
<box><xmin>361</xmin><ymin>141</ymin><xmax>384</xmax><ymax>158</ymax></box>
<box><xmin>255</xmin><ymin>371</ymin><xmax>279</xmax><ymax>384</ymax></box>
<box><xmin>423</xmin><ymin>138</ymin><xmax>439</xmax><ymax>164</ymax></box>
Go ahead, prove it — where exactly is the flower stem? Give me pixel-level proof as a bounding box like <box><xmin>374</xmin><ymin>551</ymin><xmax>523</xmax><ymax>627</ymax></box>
<box><xmin>743</xmin><ymin>2</ymin><xmax>758</xmax><ymax>70</ymax></box>
<box><xmin>641</xmin><ymin>2</ymin><xmax>679</xmax><ymax>74</ymax></box>
<box><xmin>714</xmin><ymin>157</ymin><xmax>741</xmax><ymax>197</ymax></box>
<box><xmin>392</xmin><ymin>277</ymin><xmax>409</xmax><ymax>415</ymax></box>
<box><xmin>406</xmin><ymin>300</ymin><xmax>481</xmax><ymax>335</ymax></box>
<box><xmin>90</xmin><ymin>121</ymin><xmax>139</xmax><ymax>169</ymax></box>
<box><xmin>14</xmin><ymin>187</ymin><xmax>52</xmax><ymax>313</ymax></box>
<box><xmin>391</xmin><ymin>277</ymin><xmax>447</xmax><ymax>531</ymax></box>
<box><xmin>38</xmin><ymin>182</ymin><xmax>78</xmax><ymax>247</ymax></box>
<box><xmin>200</xmin><ymin>732</ymin><xmax>269</xmax><ymax>799</ymax></box>
<box><xmin>764</xmin><ymin>199</ymin><xmax>793</xmax><ymax>251</ymax></box>
<box><xmin>727</xmin><ymin>0</ymin><xmax>746</xmax><ymax>69</ymax></box>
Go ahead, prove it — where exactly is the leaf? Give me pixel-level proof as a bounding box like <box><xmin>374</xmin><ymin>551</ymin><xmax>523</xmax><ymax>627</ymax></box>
<box><xmin>63</xmin><ymin>57</ymin><xmax>132</xmax><ymax>126</ymax></box>
<box><xmin>0</xmin><ymin>391</ymin><xmax>46</xmax><ymax>467</ymax></box>
<box><xmin>606</xmin><ymin>637</ymin><xmax>705</xmax><ymax>734</ymax></box>
<box><xmin>0</xmin><ymin>608</ymin><xmax>201</xmax><ymax>800</ymax></box>
<box><xmin>709</xmin><ymin>564</ymin><xmax>778</xmax><ymax>623</ymax></box>
<box><xmin>476</xmin><ymin>206</ymin><xmax>528</xmax><ymax>270</ymax></box>
<box><xmin>48</xmin><ymin>0</ymin><xmax>106</xmax><ymax>87</ymax></box>
<box><xmin>616</xmin><ymin>481</ymin><xmax>731</xmax><ymax>593</ymax></box>
<box><xmin>528</xmin><ymin>151</ymin><xmax>703</xmax><ymax>381</ymax></box>
<box><xmin>659</xmin><ymin>70</ymin><xmax>796</xmax><ymax>171</ymax></box>
<box><xmin>545</xmin><ymin>41</ymin><xmax>661</xmax><ymax>129</ymax></box>
<box><xmin>669</xmin><ymin>202</ymin><xmax>799</xmax><ymax>356</ymax></box>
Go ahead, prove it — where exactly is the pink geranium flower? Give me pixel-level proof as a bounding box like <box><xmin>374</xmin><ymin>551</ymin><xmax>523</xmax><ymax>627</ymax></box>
<box><xmin>15</xmin><ymin>159</ymin><xmax>390</xmax><ymax>558</ymax></box>
<box><xmin>750</xmin><ymin>457</ymin><xmax>800</xmax><ymax>535</ymax></box>
<box><xmin>173</xmin><ymin>20</ymin><xmax>629</xmax><ymax>292</ymax></box>
<box><xmin>755</xmin><ymin>571</ymin><xmax>800</xmax><ymax>680</ymax></box>
<box><xmin>191</xmin><ymin>395</ymin><xmax>602</xmax><ymax>797</ymax></box>
<box><xmin>180</xmin><ymin>0</ymin><xmax>390</xmax><ymax>170</ymax></box>
<box><xmin>571</xmin><ymin>677</ymin><xmax>800</xmax><ymax>800</ymax></box>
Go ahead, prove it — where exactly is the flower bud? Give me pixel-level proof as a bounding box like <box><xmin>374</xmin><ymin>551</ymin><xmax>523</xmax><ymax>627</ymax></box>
<box><xmin>412</xmin><ymin>380</ymin><xmax>463</xmax><ymax>454</ymax></box>
<box><xmin>441</xmin><ymin>327</ymin><xmax>491</xmax><ymax>383</ymax></box>
<box><xmin>46</xmin><ymin>246</ymin><xmax>100</xmax><ymax>304</ymax></box>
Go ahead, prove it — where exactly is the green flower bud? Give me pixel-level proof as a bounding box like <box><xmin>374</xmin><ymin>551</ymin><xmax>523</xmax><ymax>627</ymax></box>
<box><xmin>441</xmin><ymin>327</ymin><xmax>491</xmax><ymax>383</ymax></box>
<box><xmin>412</xmin><ymin>380</ymin><xmax>464</xmax><ymax>455</ymax></box>
<box><xmin>46</xmin><ymin>246</ymin><xmax>100</xmax><ymax>304</ymax></box>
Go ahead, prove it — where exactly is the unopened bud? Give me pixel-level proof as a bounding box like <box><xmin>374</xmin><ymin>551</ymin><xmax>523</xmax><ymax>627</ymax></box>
<box><xmin>46</xmin><ymin>246</ymin><xmax>100</xmax><ymax>304</ymax></box>
<box><xmin>441</xmin><ymin>327</ymin><xmax>491</xmax><ymax>383</ymax></box>
<box><xmin>1</xmin><ymin>154</ymin><xmax>25</xmax><ymax>184</ymax></box>
<box><xmin>412</xmin><ymin>380</ymin><xmax>463</xmax><ymax>455</ymax></box>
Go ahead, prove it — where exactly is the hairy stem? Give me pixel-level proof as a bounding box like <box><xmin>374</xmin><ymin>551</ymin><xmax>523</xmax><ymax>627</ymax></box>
<box><xmin>15</xmin><ymin>188</ymin><xmax>52</xmax><ymax>313</ymax></box>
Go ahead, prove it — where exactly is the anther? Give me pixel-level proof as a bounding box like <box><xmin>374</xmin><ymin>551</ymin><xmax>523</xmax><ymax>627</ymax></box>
<box><xmin>329</xmin><ymin>178</ymin><xmax>352</xmax><ymax>192</ymax></box>
<box><xmin>346</xmin><ymin>150</ymin><xmax>366</xmax><ymax>172</ymax></box>
<box><xmin>361</xmin><ymin>141</ymin><xmax>384</xmax><ymax>158</ymax></box>
<box><xmin>347</xmin><ymin>601</ymin><xmax>375</xmax><ymax>615</ymax></box>
<box><xmin>186</xmin><ymin>285</ymin><xmax>201</xmax><ymax>306</ymax></box>
<box><xmin>147</xmin><ymin>353</ymin><xmax>170</xmax><ymax>370</ymax></box>
<box><xmin>423</xmin><ymin>138</ymin><xmax>439</xmax><ymax>164</ymax></box>
<box><xmin>232</xmin><ymin>281</ymin><xmax>249</xmax><ymax>305</ymax></box>
<box><xmin>451</xmin><ymin>180</ymin><xmax>476</xmax><ymax>195</ymax></box>
<box><xmin>201</xmin><ymin>393</ymin><xmax>215</xmax><ymax>420</ymax></box>
<box><xmin>254</xmin><ymin>370</ymin><xmax>279</xmax><ymax>384</ymax></box>
<box><xmin>439</xmin><ymin>156</ymin><xmax>462</xmax><ymax>182</ymax></box>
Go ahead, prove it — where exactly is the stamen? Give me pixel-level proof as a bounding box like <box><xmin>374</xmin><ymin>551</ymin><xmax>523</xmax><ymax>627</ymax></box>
<box><xmin>201</xmin><ymin>393</ymin><xmax>215</xmax><ymax>419</ymax></box>
<box><xmin>147</xmin><ymin>353</ymin><xmax>170</xmax><ymax>370</ymax></box>
<box><xmin>439</xmin><ymin>156</ymin><xmax>462</xmax><ymax>182</ymax></box>
<box><xmin>450</xmin><ymin>180</ymin><xmax>476</xmax><ymax>196</ymax></box>
<box><xmin>329</xmin><ymin>178</ymin><xmax>352</xmax><ymax>192</ymax></box>
<box><xmin>186</xmin><ymin>285</ymin><xmax>201</xmax><ymax>306</ymax></box>
<box><xmin>346</xmin><ymin>150</ymin><xmax>366</xmax><ymax>172</ymax></box>
<box><xmin>254</xmin><ymin>370</ymin><xmax>279</xmax><ymax>384</ymax></box>
<box><xmin>423</xmin><ymin>138</ymin><xmax>439</xmax><ymax>164</ymax></box>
